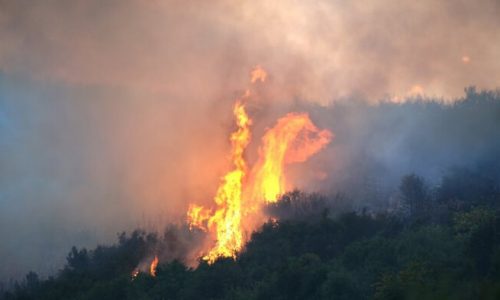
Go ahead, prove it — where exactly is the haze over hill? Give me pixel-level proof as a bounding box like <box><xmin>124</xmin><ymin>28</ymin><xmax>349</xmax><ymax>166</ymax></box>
<box><xmin>1</xmin><ymin>0</ymin><xmax>500</xmax><ymax>281</ymax></box>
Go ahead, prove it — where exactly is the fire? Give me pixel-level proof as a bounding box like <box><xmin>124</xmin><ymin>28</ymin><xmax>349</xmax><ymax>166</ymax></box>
<box><xmin>131</xmin><ymin>255</ymin><xmax>159</xmax><ymax>279</ymax></box>
<box><xmin>187</xmin><ymin>203</ymin><xmax>211</xmax><ymax>231</ymax></box>
<box><xmin>187</xmin><ymin>68</ymin><xmax>257</xmax><ymax>263</ymax></box>
<box><xmin>251</xmin><ymin>113</ymin><xmax>332</xmax><ymax>202</ymax></box>
<box><xmin>131</xmin><ymin>268</ymin><xmax>139</xmax><ymax>280</ymax></box>
<box><xmin>408</xmin><ymin>85</ymin><xmax>424</xmax><ymax>97</ymax></box>
<box><xmin>201</xmin><ymin>100</ymin><xmax>251</xmax><ymax>262</ymax></box>
<box><xmin>251</xmin><ymin>65</ymin><xmax>267</xmax><ymax>83</ymax></box>
<box><xmin>187</xmin><ymin>66</ymin><xmax>332</xmax><ymax>263</ymax></box>
<box><xmin>150</xmin><ymin>255</ymin><xmax>159</xmax><ymax>277</ymax></box>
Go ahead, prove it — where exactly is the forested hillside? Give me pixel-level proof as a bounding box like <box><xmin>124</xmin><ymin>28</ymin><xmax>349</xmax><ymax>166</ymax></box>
<box><xmin>3</xmin><ymin>169</ymin><xmax>500</xmax><ymax>300</ymax></box>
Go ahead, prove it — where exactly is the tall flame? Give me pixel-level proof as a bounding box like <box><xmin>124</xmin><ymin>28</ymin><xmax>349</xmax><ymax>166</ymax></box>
<box><xmin>187</xmin><ymin>66</ymin><xmax>332</xmax><ymax>263</ymax></box>
<box><xmin>201</xmin><ymin>100</ymin><xmax>251</xmax><ymax>262</ymax></box>
<box><xmin>251</xmin><ymin>113</ymin><xmax>333</xmax><ymax>203</ymax></box>
<box><xmin>187</xmin><ymin>67</ymin><xmax>262</xmax><ymax>263</ymax></box>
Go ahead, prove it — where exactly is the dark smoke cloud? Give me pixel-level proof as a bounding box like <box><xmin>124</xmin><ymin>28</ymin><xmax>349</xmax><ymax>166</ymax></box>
<box><xmin>0</xmin><ymin>0</ymin><xmax>499</xmax><ymax>281</ymax></box>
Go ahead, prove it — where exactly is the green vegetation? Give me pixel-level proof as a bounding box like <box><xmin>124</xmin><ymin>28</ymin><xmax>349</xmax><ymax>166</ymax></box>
<box><xmin>2</xmin><ymin>168</ymin><xmax>500</xmax><ymax>300</ymax></box>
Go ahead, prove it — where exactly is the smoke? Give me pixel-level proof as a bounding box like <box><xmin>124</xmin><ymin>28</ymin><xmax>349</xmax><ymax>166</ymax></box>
<box><xmin>292</xmin><ymin>90</ymin><xmax>500</xmax><ymax>211</ymax></box>
<box><xmin>0</xmin><ymin>0</ymin><xmax>499</xmax><ymax>280</ymax></box>
<box><xmin>1</xmin><ymin>0</ymin><xmax>499</xmax><ymax>101</ymax></box>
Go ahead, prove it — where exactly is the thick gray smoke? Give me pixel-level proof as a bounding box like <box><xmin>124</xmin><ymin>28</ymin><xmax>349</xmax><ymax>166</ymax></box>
<box><xmin>0</xmin><ymin>0</ymin><xmax>499</xmax><ymax>281</ymax></box>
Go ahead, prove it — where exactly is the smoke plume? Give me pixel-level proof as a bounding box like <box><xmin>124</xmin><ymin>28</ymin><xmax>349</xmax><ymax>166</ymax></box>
<box><xmin>0</xmin><ymin>0</ymin><xmax>499</xmax><ymax>280</ymax></box>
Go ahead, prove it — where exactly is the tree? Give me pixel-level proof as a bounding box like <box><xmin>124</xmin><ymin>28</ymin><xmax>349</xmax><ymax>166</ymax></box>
<box><xmin>400</xmin><ymin>174</ymin><xmax>430</xmax><ymax>219</ymax></box>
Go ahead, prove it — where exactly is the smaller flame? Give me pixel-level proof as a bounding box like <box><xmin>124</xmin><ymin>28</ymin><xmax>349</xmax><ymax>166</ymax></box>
<box><xmin>150</xmin><ymin>255</ymin><xmax>159</xmax><ymax>277</ymax></box>
<box><xmin>408</xmin><ymin>85</ymin><xmax>424</xmax><ymax>97</ymax></box>
<box><xmin>251</xmin><ymin>65</ymin><xmax>267</xmax><ymax>83</ymax></box>
<box><xmin>187</xmin><ymin>204</ymin><xmax>211</xmax><ymax>231</ymax></box>
<box><xmin>131</xmin><ymin>268</ymin><xmax>139</xmax><ymax>280</ymax></box>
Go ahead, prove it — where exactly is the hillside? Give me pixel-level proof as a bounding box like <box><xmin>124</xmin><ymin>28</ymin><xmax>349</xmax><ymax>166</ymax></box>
<box><xmin>3</xmin><ymin>172</ymin><xmax>500</xmax><ymax>300</ymax></box>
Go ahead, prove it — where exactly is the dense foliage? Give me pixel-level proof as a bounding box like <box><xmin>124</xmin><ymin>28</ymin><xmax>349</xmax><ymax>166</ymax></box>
<box><xmin>2</xmin><ymin>167</ymin><xmax>500</xmax><ymax>300</ymax></box>
<box><xmin>2</xmin><ymin>88</ymin><xmax>500</xmax><ymax>299</ymax></box>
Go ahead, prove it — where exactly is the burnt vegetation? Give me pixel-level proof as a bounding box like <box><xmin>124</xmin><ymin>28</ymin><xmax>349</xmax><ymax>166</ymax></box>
<box><xmin>2</xmin><ymin>89</ymin><xmax>500</xmax><ymax>300</ymax></box>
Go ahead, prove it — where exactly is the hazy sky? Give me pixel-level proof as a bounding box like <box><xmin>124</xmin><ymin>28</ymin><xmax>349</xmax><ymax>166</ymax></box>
<box><xmin>0</xmin><ymin>0</ymin><xmax>499</xmax><ymax>280</ymax></box>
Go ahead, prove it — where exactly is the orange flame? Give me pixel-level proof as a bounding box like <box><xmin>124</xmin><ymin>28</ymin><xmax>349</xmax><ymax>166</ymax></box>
<box><xmin>150</xmin><ymin>255</ymin><xmax>159</xmax><ymax>277</ymax></box>
<box><xmin>251</xmin><ymin>113</ymin><xmax>332</xmax><ymax>202</ymax></box>
<box><xmin>187</xmin><ymin>66</ymin><xmax>332</xmax><ymax>263</ymax></box>
<box><xmin>251</xmin><ymin>65</ymin><xmax>267</xmax><ymax>83</ymax></box>
<box><xmin>200</xmin><ymin>100</ymin><xmax>251</xmax><ymax>262</ymax></box>
<box><xmin>187</xmin><ymin>203</ymin><xmax>211</xmax><ymax>231</ymax></box>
